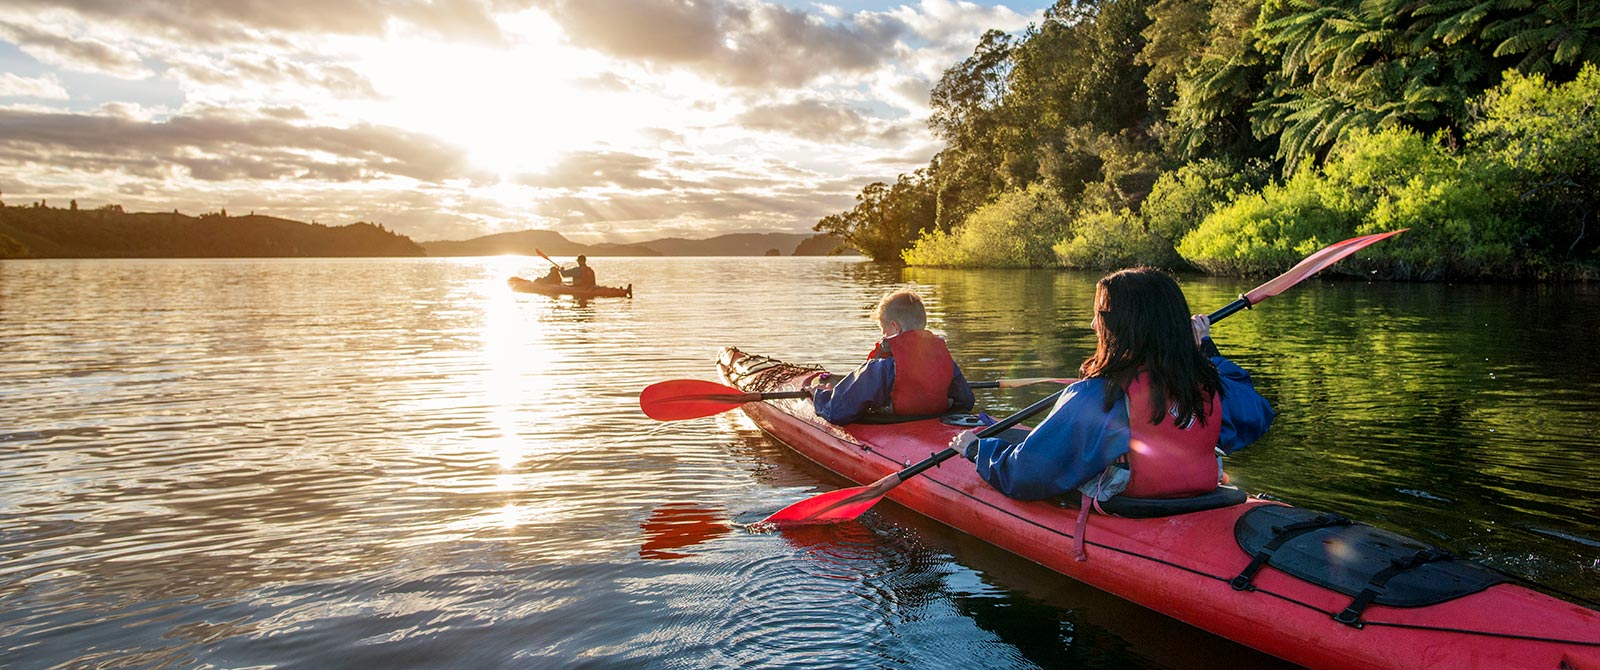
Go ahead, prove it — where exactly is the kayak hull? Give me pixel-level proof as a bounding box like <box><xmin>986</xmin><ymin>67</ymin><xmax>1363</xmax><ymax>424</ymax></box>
<box><xmin>716</xmin><ymin>347</ymin><xmax>1600</xmax><ymax>670</ymax></box>
<box><xmin>508</xmin><ymin>276</ymin><xmax>631</xmax><ymax>298</ymax></box>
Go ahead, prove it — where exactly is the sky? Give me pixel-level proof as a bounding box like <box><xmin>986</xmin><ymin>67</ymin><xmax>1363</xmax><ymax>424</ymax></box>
<box><xmin>0</xmin><ymin>0</ymin><xmax>1052</xmax><ymax>243</ymax></box>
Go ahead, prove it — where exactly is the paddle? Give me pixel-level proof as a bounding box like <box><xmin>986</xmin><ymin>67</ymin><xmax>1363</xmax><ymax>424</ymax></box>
<box><xmin>969</xmin><ymin>377</ymin><xmax>1075</xmax><ymax>390</ymax></box>
<box><xmin>535</xmin><ymin>248</ymin><xmax>563</xmax><ymax>269</ymax></box>
<box><xmin>639</xmin><ymin>377</ymin><xmax>1073</xmax><ymax>422</ymax></box>
<box><xmin>758</xmin><ymin>228</ymin><xmax>1408</xmax><ymax>527</ymax></box>
<box><xmin>640</xmin><ymin>379</ymin><xmax>812</xmax><ymax>422</ymax></box>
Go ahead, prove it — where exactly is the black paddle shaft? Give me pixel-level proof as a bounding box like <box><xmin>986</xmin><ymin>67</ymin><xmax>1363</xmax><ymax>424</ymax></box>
<box><xmin>894</xmin><ymin>297</ymin><xmax>1252</xmax><ymax>482</ymax></box>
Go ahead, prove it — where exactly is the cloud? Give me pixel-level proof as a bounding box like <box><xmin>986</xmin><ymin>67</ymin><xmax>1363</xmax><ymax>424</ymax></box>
<box><xmin>736</xmin><ymin>99</ymin><xmax>872</xmax><ymax>142</ymax></box>
<box><xmin>0</xmin><ymin>108</ymin><xmax>479</xmax><ymax>184</ymax></box>
<box><xmin>164</xmin><ymin>52</ymin><xmax>381</xmax><ymax>99</ymax></box>
<box><xmin>531</xmin><ymin>187</ymin><xmax>844</xmax><ymax>230</ymax></box>
<box><xmin>574</xmin><ymin>72</ymin><xmax>633</xmax><ymax>92</ymax></box>
<box><xmin>502</xmin><ymin>148</ymin><xmax>867</xmax><ymax>239</ymax></box>
<box><xmin>0</xmin><ymin>21</ymin><xmax>151</xmax><ymax>78</ymax></box>
<box><xmin>516</xmin><ymin>150</ymin><xmax>670</xmax><ymax>190</ymax></box>
<box><xmin>0</xmin><ymin>0</ymin><xmax>507</xmax><ymax>44</ymax></box>
<box><xmin>0</xmin><ymin>73</ymin><xmax>69</xmax><ymax>100</ymax></box>
<box><xmin>535</xmin><ymin>0</ymin><xmax>908</xmax><ymax>88</ymax></box>
<box><xmin>889</xmin><ymin>0</ymin><xmax>1032</xmax><ymax>46</ymax></box>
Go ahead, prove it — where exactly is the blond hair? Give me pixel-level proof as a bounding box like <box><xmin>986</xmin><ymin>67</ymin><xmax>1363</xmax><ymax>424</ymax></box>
<box><xmin>874</xmin><ymin>290</ymin><xmax>927</xmax><ymax>331</ymax></box>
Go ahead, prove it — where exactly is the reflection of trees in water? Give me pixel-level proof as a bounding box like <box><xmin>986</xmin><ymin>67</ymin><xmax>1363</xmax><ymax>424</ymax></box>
<box><xmin>903</xmin><ymin>266</ymin><xmax>1098</xmax><ymax>414</ymax></box>
<box><xmin>839</xmin><ymin>261</ymin><xmax>905</xmax><ymax>287</ymax></box>
<box><xmin>717</xmin><ymin>418</ymin><xmax>856</xmax><ymax>492</ymax></box>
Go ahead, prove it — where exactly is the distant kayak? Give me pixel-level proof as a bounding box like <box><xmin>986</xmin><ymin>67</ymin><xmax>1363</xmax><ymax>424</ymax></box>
<box><xmin>715</xmin><ymin>347</ymin><xmax>1600</xmax><ymax>670</ymax></box>
<box><xmin>508</xmin><ymin>276</ymin><xmax>632</xmax><ymax>298</ymax></box>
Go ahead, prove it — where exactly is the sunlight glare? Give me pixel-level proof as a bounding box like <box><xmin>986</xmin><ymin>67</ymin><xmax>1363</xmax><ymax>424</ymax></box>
<box><xmin>354</xmin><ymin>11</ymin><xmax>625</xmax><ymax>176</ymax></box>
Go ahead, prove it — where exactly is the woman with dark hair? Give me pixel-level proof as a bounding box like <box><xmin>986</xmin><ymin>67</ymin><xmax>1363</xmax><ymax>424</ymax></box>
<box><xmin>950</xmin><ymin>267</ymin><xmax>1274</xmax><ymax>502</ymax></box>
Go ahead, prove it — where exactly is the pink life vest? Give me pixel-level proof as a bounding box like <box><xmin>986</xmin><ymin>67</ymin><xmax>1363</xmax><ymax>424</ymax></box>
<box><xmin>868</xmin><ymin>330</ymin><xmax>956</xmax><ymax>416</ymax></box>
<box><xmin>1121</xmin><ymin>373</ymin><xmax>1222</xmax><ymax>498</ymax></box>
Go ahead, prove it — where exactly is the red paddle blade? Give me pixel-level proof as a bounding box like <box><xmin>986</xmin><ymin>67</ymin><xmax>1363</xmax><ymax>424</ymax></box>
<box><xmin>1245</xmin><ymin>229</ymin><xmax>1407</xmax><ymax>304</ymax></box>
<box><xmin>640</xmin><ymin>379</ymin><xmax>758</xmax><ymax>421</ymax></box>
<box><xmin>758</xmin><ymin>475</ymin><xmax>896</xmax><ymax>527</ymax></box>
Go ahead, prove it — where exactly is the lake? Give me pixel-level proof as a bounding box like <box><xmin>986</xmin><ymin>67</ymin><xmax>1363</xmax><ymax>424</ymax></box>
<box><xmin>2</xmin><ymin>256</ymin><xmax>1596</xmax><ymax>669</ymax></box>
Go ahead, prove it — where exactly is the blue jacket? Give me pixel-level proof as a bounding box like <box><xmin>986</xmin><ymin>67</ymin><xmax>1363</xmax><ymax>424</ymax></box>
<box><xmin>970</xmin><ymin>345</ymin><xmax>1273</xmax><ymax>501</ymax></box>
<box><xmin>812</xmin><ymin>343</ymin><xmax>975</xmax><ymax>425</ymax></box>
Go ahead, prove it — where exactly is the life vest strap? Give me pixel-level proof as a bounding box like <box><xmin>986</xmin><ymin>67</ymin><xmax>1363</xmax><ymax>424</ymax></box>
<box><xmin>1072</xmin><ymin>493</ymin><xmax>1094</xmax><ymax>562</ymax></box>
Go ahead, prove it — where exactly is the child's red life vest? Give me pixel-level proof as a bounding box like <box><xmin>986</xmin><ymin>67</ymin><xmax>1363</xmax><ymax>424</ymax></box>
<box><xmin>1122</xmin><ymin>374</ymin><xmax>1221</xmax><ymax>498</ymax></box>
<box><xmin>868</xmin><ymin>330</ymin><xmax>956</xmax><ymax>416</ymax></box>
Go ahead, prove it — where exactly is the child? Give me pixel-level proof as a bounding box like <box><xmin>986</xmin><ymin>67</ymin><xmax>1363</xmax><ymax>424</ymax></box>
<box><xmin>534</xmin><ymin>266</ymin><xmax>563</xmax><ymax>284</ymax></box>
<box><xmin>811</xmin><ymin>290</ymin><xmax>975</xmax><ymax>424</ymax></box>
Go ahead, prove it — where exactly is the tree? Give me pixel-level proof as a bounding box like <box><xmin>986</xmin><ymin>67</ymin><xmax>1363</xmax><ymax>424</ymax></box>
<box><xmin>814</xmin><ymin>169</ymin><xmax>937</xmax><ymax>262</ymax></box>
<box><xmin>929</xmin><ymin>29</ymin><xmax>1017</xmax><ymax>229</ymax></box>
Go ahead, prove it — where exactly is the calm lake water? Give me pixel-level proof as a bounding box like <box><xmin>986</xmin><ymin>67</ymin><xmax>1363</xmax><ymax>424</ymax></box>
<box><xmin>2</xmin><ymin>256</ymin><xmax>1597</xmax><ymax>669</ymax></box>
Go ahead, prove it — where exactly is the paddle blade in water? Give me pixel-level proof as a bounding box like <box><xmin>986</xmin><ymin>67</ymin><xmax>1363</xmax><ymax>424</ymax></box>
<box><xmin>1245</xmin><ymin>229</ymin><xmax>1406</xmax><ymax>304</ymax></box>
<box><xmin>758</xmin><ymin>475</ymin><xmax>898</xmax><ymax>527</ymax></box>
<box><xmin>639</xmin><ymin>379</ymin><xmax>756</xmax><ymax>421</ymax></box>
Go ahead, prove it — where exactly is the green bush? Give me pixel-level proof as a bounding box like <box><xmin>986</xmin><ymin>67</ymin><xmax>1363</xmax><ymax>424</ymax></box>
<box><xmin>1054</xmin><ymin>208</ymin><xmax>1175</xmax><ymax>269</ymax></box>
<box><xmin>1179</xmin><ymin>127</ymin><xmax>1523</xmax><ymax>278</ymax></box>
<box><xmin>902</xmin><ymin>184</ymin><xmax>1072</xmax><ymax>267</ymax></box>
<box><xmin>1320</xmin><ymin>128</ymin><xmax>1520</xmax><ymax>278</ymax></box>
<box><xmin>1142</xmin><ymin>158</ymin><xmax>1267</xmax><ymax>244</ymax></box>
<box><xmin>1467</xmin><ymin>66</ymin><xmax>1600</xmax><ymax>270</ymax></box>
<box><xmin>1177</xmin><ymin>169</ymin><xmax>1351</xmax><ymax>275</ymax></box>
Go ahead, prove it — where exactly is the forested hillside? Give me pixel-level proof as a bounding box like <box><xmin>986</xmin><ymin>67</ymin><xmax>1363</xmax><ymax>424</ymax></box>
<box><xmin>819</xmin><ymin>0</ymin><xmax>1599</xmax><ymax>279</ymax></box>
<box><xmin>0</xmin><ymin>202</ymin><xmax>424</xmax><ymax>258</ymax></box>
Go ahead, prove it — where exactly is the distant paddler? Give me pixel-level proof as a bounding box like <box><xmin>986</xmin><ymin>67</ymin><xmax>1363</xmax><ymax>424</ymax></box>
<box><xmin>561</xmin><ymin>254</ymin><xmax>597</xmax><ymax>288</ymax></box>
<box><xmin>535</xmin><ymin>248</ymin><xmax>598</xmax><ymax>288</ymax></box>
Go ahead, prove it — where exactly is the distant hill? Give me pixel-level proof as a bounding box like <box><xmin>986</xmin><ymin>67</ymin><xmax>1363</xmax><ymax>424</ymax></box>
<box><xmin>0</xmin><ymin>203</ymin><xmax>424</xmax><ymax>258</ymax></box>
<box><xmin>638</xmin><ymin>232</ymin><xmax>813</xmax><ymax>256</ymax></box>
<box><xmin>0</xmin><ymin>200</ymin><xmax>859</xmax><ymax>259</ymax></box>
<box><xmin>418</xmin><ymin>230</ymin><xmax>660</xmax><ymax>257</ymax></box>
<box><xmin>793</xmin><ymin>234</ymin><xmax>856</xmax><ymax>256</ymax></box>
<box><xmin>421</xmin><ymin>230</ymin><xmax>857</xmax><ymax>257</ymax></box>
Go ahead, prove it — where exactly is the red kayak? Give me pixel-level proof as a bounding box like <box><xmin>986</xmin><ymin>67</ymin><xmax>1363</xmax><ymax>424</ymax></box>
<box><xmin>716</xmin><ymin>347</ymin><xmax>1600</xmax><ymax>670</ymax></box>
<box><xmin>507</xmin><ymin>276</ymin><xmax>632</xmax><ymax>298</ymax></box>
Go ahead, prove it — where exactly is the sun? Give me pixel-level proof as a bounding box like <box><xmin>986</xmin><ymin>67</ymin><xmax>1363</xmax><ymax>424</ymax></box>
<box><xmin>350</xmin><ymin>10</ymin><xmax>640</xmax><ymax>177</ymax></box>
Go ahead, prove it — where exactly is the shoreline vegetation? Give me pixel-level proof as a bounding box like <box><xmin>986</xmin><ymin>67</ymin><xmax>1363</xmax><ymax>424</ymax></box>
<box><xmin>816</xmin><ymin>0</ymin><xmax>1600</xmax><ymax>281</ymax></box>
<box><xmin>0</xmin><ymin>202</ymin><xmax>854</xmax><ymax>259</ymax></box>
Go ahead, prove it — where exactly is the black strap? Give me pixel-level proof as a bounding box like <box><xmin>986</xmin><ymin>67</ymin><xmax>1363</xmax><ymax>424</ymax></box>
<box><xmin>1231</xmin><ymin>513</ymin><xmax>1353</xmax><ymax>591</ymax></box>
<box><xmin>1333</xmin><ymin>548</ymin><xmax>1455</xmax><ymax>627</ymax></box>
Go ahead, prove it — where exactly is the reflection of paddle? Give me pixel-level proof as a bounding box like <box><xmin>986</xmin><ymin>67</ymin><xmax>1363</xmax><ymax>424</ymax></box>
<box><xmin>640</xmin><ymin>377</ymin><xmax>1074</xmax><ymax>421</ymax></box>
<box><xmin>758</xmin><ymin>229</ymin><xmax>1408</xmax><ymax>527</ymax></box>
<box><xmin>640</xmin><ymin>502</ymin><xmax>731</xmax><ymax>560</ymax></box>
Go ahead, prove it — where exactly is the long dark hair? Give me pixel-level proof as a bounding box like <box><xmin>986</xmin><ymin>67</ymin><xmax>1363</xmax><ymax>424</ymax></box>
<box><xmin>1079</xmin><ymin>268</ymin><xmax>1221</xmax><ymax>426</ymax></box>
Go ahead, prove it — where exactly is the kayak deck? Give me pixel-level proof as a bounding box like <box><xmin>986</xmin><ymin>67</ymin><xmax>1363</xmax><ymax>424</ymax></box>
<box><xmin>716</xmin><ymin>347</ymin><xmax>1600</xmax><ymax>670</ymax></box>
